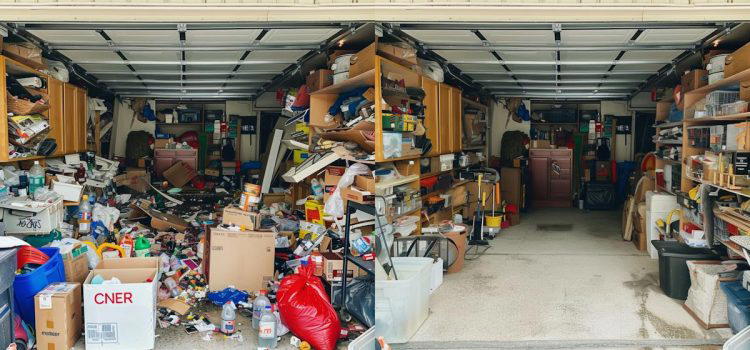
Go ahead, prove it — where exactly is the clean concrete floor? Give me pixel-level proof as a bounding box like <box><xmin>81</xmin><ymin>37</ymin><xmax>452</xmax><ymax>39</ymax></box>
<box><xmin>400</xmin><ymin>207</ymin><xmax>733</xmax><ymax>350</ymax></box>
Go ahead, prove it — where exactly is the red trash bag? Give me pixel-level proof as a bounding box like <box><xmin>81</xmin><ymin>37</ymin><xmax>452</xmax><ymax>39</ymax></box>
<box><xmin>277</xmin><ymin>261</ymin><xmax>340</xmax><ymax>350</ymax></box>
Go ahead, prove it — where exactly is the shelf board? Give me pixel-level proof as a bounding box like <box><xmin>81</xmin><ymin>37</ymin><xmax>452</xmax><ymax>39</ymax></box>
<box><xmin>375</xmin><ymin>175</ymin><xmax>420</xmax><ymax>190</ymax></box>
<box><xmin>1</xmin><ymin>155</ymin><xmax>47</xmax><ymax>163</ymax></box>
<box><xmin>687</xmin><ymin>67</ymin><xmax>750</xmax><ymax>98</ymax></box>
<box><xmin>311</xmin><ymin>69</ymin><xmax>375</xmax><ymax>95</ymax></box>
<box><xmin>722</xmin><ymin>239</ymin><xmax>745</xmax><ymax>257</ymax></box>
<box><xmin>654</xmin><ymin>139</ymin><xmax>683</xmax><ymax>145</ymax></box>
<box><xmin>380</xmin><ymin>154</ymin><xmax>421</xmax><ymax>162</ymax></box>
<box><xmin>654</xmin><ymin>121</ymin><xmax>683</xmax><ymax>129</ymax></box>
<box><xmin>690</xmin><ymin>176</ymin><xmax>750</xmax><ymax>199</ymax></box>
<box><xmin>684</xmin><ymin>112</ymin><xmax>750</xmax><ymax>125</ymax></box>
<box><xmin>656</xmin><ymin>157</ymin><xmax>681</xmax><ymax>166</ymax></box>
<box><xmin>157</xmin><ymin>123</ymin><xmax>203</xmax><ymax>126</ymax></box>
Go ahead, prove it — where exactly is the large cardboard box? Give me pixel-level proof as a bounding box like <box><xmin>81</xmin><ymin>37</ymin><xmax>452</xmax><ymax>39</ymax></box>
<box><xmin>95</xmin><ymin>257</ymin><xmax>160</xmax><ymax>271</ymax></box>
<box><xmin>377</xmin><ymin>43</ymin><xmax>417</xmax><ymax>67</ymax></box>
<box><xmin>321</xmin><ymin>252</ymin><xmax>364</xmax><ymax>282</ymax></box>
<box><xmin>62</xmin><ymin>247</ymin><xmax>90</xmax><ymax>284</ymax></box>
<box><xmin>114</xmin><ymin>169</ymin><xmax>150</xmax><ymax>193</ymax></box>
<box><xmin>208</xmin><ymin>228</ymin><xmax>275</xmax><ymax>292</ymax></box>
<box><xmin>163</xmin><ymin>161</ymin><xmax>197</xmax><ymax>188</ymax></box>
<box><xmin>725</xmin><ymin>42</ymin><xmax>750</xmax><ymax>78</ymax></box>
<box><xmin>83</xmin><ymin>268</ymin><xmax>158</xmax><ymax>350</ymax></box>
<box><xmin>35</xmin><ymin>283</ymin><xmax>83</xmax><ymax>350</ymax></box>
<box><xmin>306</xmin><ymin>69</ymin><xmax>333</xmax><ymax>92</ymax></box>
<box><xmin>681</xmin><ymin>69</ymin><xmax>708</xmax><ymax>92</ymax></box>
<box><xmin>3</xmin><ymin>42</ymin><xmax>45</xmax><ymax>69</ymax></box>
<box><xmin>222</xmin><ymin>205</ymin><xmax>258</xmax><ymax>230</ymax></box>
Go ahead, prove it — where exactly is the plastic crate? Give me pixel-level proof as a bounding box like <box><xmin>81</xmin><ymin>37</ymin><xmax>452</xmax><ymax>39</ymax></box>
<box><xmin>706</xmin><ymin>90</ymin><xmax>740</xmax><ymax>106</ymax></box>
<box><xmin>721</xmin><ymin>281</ymin><xmax>750</xmax><ymax>333</ymax></box>
<box><xmin>0</xmin><ymin>249</ymin><xmax>16</xmax><ymax>350</ymax></box>
<box><xmin>13</xmin><ymin>247</ymin><xmax>65</xmax><ymax>325</ymax></box>
<box><xmin>722</xmin><ymin>101</ymin><xmax>750</xmax><ymax>116</ymax></box>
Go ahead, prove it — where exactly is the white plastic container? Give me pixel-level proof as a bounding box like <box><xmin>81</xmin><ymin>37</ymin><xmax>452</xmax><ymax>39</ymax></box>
<box><xmin>709</xmin><ymin>71</ymin><xmax>724</xmax><ymax>85</ymax></box>
<box><xmin>333</xmin><ymin>71</ymin><xmax>349</xmax><ymax>85</ymax></box>
<box><xmin>375</xmin><ymin>257</ymin><xmax>432</xmax><ymax>343</ymax></box>
<box><xmin>646</xmin><ymin>192</ymin><xmax>680</xmax><ymax>259</ymax></box>
<box><xmin>724</xmin><ymin>325</ymin><xmax>750</xmax><ymax>349</ymax></box>
<box><xmin>0</xmin><ymin>197</ymin><xmax>64</xmax><ymax>235</ymax></box>
<box><xmin>708</xmin><ymin>54</ymin><xmax>728</xmax><ymax>74</ymax></box>
<box><xmin>348</xmin><ymin>326</ymin><xmax>376</xmax><ymax>350</ymax></box>
<box><xmin>430</xmin><ymin>257</ymin><xmax>443</xmax><ymax>295</ymax></box>
<box><xmin>52</xmin><ymin>180</ymin><xmax>83</xmax><ymax>202</ymax></box>
<box><xmin>331</xmin><ymin>54</ymin><xmax>354</xmax><ymax>74</ymax></box>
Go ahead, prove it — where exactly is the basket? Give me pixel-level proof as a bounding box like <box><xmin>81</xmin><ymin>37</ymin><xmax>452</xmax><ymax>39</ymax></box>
<box><xmin>16</xmin><ymin>245</ymin><xmax>51</xmax><ymax>267</ymax></box>
<box><xmin>7</xmin><ymin>92</ymin><xmax>50</xmax><ymax>115</ymax></box>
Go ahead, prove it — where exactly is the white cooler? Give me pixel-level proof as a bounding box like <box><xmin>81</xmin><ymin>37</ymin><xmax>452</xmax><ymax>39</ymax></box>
<box><xmin>0</xmin><ymin>197</ymin><xmax>64</xmax><ymax>235</ymax></box>
<box><xmin>375</xmin><ymin>257</ymin><xmax>432</xmax><ymax>343</ymax></box>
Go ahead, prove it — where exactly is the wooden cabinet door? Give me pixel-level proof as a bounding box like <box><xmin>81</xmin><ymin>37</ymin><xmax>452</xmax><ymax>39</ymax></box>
<box><xmin>530</xmin><ymin>156</ymin><xmax>549</xmax><ymax>201</ymax></box>
<box><xmin>450</xmin><ymin>87</ymin><xmax>462</xmax><ymax>153</ymax></box>
<box><xmin>62</xmin><ymin>83</ymin><xmax>77</xmax><ymax>154</ymax></box>
<box><xmin>421</xmin><ymin>77</ymin><xmax>440</xmax><ymax>157</ymax></box>
<box><xmin>75</xmin><ymin>87</ymin><xmax>88</xmax><ymax>152</ymax></box>
<box><xmin>549</xmin><ymin>156</ymin><xmax>571</xmax><ymax>200</ymax></box>
<box><xmin>438</xmin><ymin>83</ymin><xmax>451</xmax><ymax>154</ymax></box>
<box><xmin>47</xmin><ymin>78</ymin><xmax>65</xmax><ymax>156</ymax></box>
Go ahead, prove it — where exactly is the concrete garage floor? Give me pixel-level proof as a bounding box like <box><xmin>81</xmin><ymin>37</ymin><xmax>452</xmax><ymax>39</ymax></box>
<box><xmin>400</xmin><ymin>208</ymin><xmax>733</xmax><ymax>350</ymax></box>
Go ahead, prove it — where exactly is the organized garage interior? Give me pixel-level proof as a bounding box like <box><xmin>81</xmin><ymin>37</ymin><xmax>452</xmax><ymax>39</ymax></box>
<box><xmin>1</xmin><ymin>16</ymin><xmax>750</xmax><ymax>350</ymax></box>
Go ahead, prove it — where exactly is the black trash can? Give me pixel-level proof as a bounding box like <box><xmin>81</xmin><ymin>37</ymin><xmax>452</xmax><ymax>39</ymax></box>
<box><xmin>651</xmin><ymin>240</ymin><xmax>721</xmax><ymax>300</ymax></box>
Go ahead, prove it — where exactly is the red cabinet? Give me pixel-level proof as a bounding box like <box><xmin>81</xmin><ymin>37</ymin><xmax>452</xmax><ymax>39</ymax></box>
<box><xmin>530</xmin><ymin>149</ymin><xmax>572</xmax><ymax>208</ymax></box>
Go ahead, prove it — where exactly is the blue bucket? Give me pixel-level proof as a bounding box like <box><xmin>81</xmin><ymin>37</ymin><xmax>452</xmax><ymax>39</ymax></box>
<box><xmin>13</xmin><ymin>247</ymin><xmax>65</xmax><ymax>325</ymax></box>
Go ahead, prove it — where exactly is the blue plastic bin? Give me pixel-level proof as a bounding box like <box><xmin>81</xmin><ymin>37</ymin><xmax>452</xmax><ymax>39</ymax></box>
<box><xmin>721</xmin><ymin>281</ymin><xmax>750</xmax><ymax>334</ymax></box>
<box><xmin>13</xmin><ymin>247</ymin><xmax>65</xmax><ymax>326</ymax></box>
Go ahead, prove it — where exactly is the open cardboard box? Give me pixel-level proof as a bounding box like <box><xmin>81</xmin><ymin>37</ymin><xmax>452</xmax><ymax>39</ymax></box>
<box><xmin>319</xmin><ymin>121</ymin><xmax>376</xmax><ymax>153</ymax></box>
<box><xmin>128</xmin><ymin>204</ymin><xmax>190</xmax><ymax>232</ymax></box>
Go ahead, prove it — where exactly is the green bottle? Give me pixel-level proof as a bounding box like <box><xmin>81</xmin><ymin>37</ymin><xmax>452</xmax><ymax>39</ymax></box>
<box><xmin>134</xmin><ymin>235</ymin><xmax>151</xmax><ymax>257</ymax></box>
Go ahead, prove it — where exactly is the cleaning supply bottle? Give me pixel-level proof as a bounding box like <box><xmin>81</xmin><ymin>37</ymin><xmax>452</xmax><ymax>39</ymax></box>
<box><xmin>134</xmin><ymin>235</ymin><xmax>151</xmax><ymax>257</ymax></box>
<box><xmin>120</xmin><ymin>234</ymin><xmax>134</xmax><ymax>257</ymax></box>
<box><xmin>252</xmin><ymin>290</ymin><xmax>271</xmax><ymax>330</ymax></box>
<box><xmin>79</xmin><ymin>195</ymin><xmax>92</xmax><ymax>234</ymax></box>
<box><xmin>258</xmin><ymin>305</ymin><xmax>277</xmax><ymax>349</ymax></box>
<box><xmin>220</xmin><ymin>301</ymin><xmax>237</xmax><ymax>335</ymax></box>
<box><xmin>28</xmin><ymin>161</ymin><xmax>44</xmax><ymax>198</ymax></box>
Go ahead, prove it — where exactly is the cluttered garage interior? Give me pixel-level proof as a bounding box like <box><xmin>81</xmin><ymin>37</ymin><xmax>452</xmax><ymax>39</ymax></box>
<box><xmin>1</xmin><ymin>17</ymin><xmax>750</xmax><ymax>350</ymax></box>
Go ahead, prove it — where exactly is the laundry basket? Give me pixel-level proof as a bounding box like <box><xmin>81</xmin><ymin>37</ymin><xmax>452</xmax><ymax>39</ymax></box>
<box><xmin>375</xmin><ymin>257</ymin><xmax>432</xmax><ymax>343</ymax></box>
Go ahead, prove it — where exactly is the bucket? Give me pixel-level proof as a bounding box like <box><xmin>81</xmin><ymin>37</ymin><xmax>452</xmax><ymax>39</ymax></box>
<box><xmin>486</xmin><ymin>215</ymin><xmax>502</xmax><ymax>227</ymax></box>
<box><xmin>13</xmin><ymin>247</ymin><xmax>65</xmax><ymax>325</ymax></box>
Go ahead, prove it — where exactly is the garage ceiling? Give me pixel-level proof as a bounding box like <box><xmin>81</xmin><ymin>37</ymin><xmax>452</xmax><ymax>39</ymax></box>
<box><xmin>0</xmin><ymin>22</ymin><xmax>741</xmax><ymax>100</ymax></box>
<box><xmin>4</xmin><ymin>23</ymin><xmax>347</xmax><ymax>99</ymax></box>
<box><xmin>398</xmin><ymin>22</ymin><xmax>731</xmax><ymax>99</ymax></box>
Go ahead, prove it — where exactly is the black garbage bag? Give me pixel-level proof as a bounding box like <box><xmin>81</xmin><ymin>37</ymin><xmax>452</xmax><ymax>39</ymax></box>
<box><xmin>343</xmin><ymin>275</ymin><xmax>374</xmax><ymax>327</ymax></box>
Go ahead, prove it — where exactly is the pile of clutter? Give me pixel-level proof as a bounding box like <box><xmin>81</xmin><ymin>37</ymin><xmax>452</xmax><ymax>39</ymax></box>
<box><xmin>1</xmin><ymin>149</ymin><xmax>375</xmax><ymax>350</ymax></box>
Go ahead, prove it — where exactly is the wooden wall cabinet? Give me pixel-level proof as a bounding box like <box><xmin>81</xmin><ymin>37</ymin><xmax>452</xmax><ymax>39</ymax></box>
<box><xmin>449</xmin><ymin>86</ymin><xmax>462</xmax><ymax>153</ymax></box>
<box><xmin>530</xmin><ymin>149</ymin><xmax>572</xmax><ymax>208</ymax></box>
<box><xmin>434</xmin><ymin>83</ymin><xmax>462</xmax><ymax>154</ymax></box>
<box><xmin>62</xmin><ymin>83</ymin><xmax>88</xmax><ymax>154</ymax></box>
<box><xmin>47</xmin><ymin>78</ymin><xmax>65</xmax><ymax>156</ymax></box>
<box><xmin>421</xmin><ymin>77</ymin><xmax>440</xmax><ymax>157</ymax></box>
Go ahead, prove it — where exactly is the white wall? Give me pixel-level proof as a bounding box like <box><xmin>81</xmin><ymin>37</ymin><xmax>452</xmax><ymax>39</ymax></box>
<box><xmin>489</xmin><ymin>99</ymin><xmax>531</xmax><ymax>157</ymax></box>
<box><xmin>110</xmin><ymin>98</ymin><xmax>155</xmax><ymax>158</ymax></box>
<box><xmin>601</xmin><ymin>100</ymin><xmax>634</xmax><ymax>162</ymax></box>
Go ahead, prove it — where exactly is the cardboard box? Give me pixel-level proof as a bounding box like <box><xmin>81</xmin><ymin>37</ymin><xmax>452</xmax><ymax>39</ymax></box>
<box><xmin>222</xmin><ymin>205</ymin><xmax>258</xmax><ymax>230</ymax></box>
<box><xmin>725</xmin><ymin>42</ymin><xmax>750</xmax><ymax>78</ymax></box>
<box><xmin>306</xmin><ymin>69</ymin><xmax>333</xmax><ymax>92</ymax></box>
<box><xmin>84</xmin><ymin>268</ymin><xmax>158</xmax><ymax>350</ymax></box>
<box><xmin>208</xmin><ymin>228</ymin><xmax>275</xmax><ymax>292</ymax></box>
<box><xmin>128</xmin><ymin>204</ymin><xmax>190</xmax><ymax>232</ymax></box>
<box><xmin>95</xmin><ymin>257</ymin><xmax>160</xmax><ymax>271</ymax></box>
<box><xmin>3</xmin><ymin>42</ymin><xmax>45</xmax><ymax>69</ymax></box>
<box><xmin>377</xmin><ymin>43</ymin><xmax>418</xmax><ymax>67</ymax></box>
<box><xmin>321</xmin><ymin>252</ymin><xmax>363</xmax><ymax>282</ymax></box>
<box><xmin>163</xmin><ymin>161</ymin><xmax>197</xmax><ymax>188</ymax></box>
<box><xmin>153</xmin><ymin>138</ymin><xmax>172</xmax><ymax>149</ymax></box>
<box><xmin>741</xmin><ymin>81</ymin><xmax>750</xmax><ymax>102</ymax></box>
<box><xmin>340</xmin><ymin>186</ymin><xmax>374</xmax><ymax>204</ymax></box>
<box><xmin>532</xmin><ymin>140</ymin><xmax>551</xmax><ymax>149</ymax></box>
<box><xmin>62</xmin><ymin>247</ymin><xmax>90</xmax><ymax>284</ymax></box>
<box><xmin>681</xmin><ymin>69</ymin><xmax>708</xmax><ymax>92</ymax></box>
<box><xmin>35</xmin><ymin>283</ymin><xmax>83</xmax><ymax>350</ymax></box>
<box><xmin>348</xmin><ymin>42</ymin><xmax>377</xmax><ymax>78</ymax></box>
<box><xmin>114</xmin><ymin>169</ymin><xmax>150</xmax><ymax>193</ymax></box>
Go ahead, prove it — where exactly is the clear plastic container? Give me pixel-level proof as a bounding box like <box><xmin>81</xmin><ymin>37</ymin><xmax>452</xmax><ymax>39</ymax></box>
<box><xmin>721</xmin><ymin>101</ymin><xmax>750</xmax><ymax>116</ymax></box>
<box><xmin>375</xmin><ymin>257</ymin><xmax>432</xmax><ymax>344</ymax></box>
<box><xmin>706</xmin><ymin>90</ymin><xmax>739</xmax><ymax>106</ymax></box>
<box><xmin>724</xmin><ymin>325</ymin><xmax>750</xmax><ymax>349</ymax></box>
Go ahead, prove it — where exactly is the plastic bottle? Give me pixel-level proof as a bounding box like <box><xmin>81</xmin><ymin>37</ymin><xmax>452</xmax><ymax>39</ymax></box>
<box><xmin>310</xmin><ymin>178</ymin><xmax>323</xmax><ymax>198</ymax></box>
<box><xmin>0</xmin><ymin>179</ymin><xmax>8</xmax><ymax>199</ymax></box>
<box><xmin>120</xmin><ymin>234</ymin><xmax>134</xmax><ymax>257</ymax></box>
<box><xmin>79</xmin><ymin>195</ymin><xmax>92</xmax><ymax>234</ymax></box>
<box><xmin>252</xmin><ymin>290</ymin><xmax>271</xmax><ymax>330</ymax></box>
<box><xmin>258</xmin><ymin>305</ymin><xmax>277</xmax><ymax>349</ymax></box>
<box><xmin>134</xmin><ymin>235</ymin><xmax>151</xmax><ymax>257</ymax></box>
<box><xmin>220</xmin><ymin>301</ymin><xmax>237</xmax><ymax>335</ymax></box>
<box><xmin>28</xmin><ymin>161</ymin><xmax>45</xmax><ymax>199</ymax></box>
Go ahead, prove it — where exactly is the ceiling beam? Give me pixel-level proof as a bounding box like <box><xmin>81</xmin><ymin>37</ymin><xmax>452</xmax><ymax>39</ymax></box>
<box><xmin>118</xmin><ymin>93</ymin><xmax>256</xmax><ymax>99</ymax></box>
<box><xmin>473</xmin><ymin>79</ymin><xmax>644</xmax><ymax>84</ymax></box>
<box><xmin>450</xmin><ymin>59</ymin><xmax>672</xmax><ymax>65</ymax></box>
<box><xmin>50</xmin><ymin>43</ymin><xmax>320</xmax><ymax>51</ymax></box>
<box><xmin>460</xmin><ymin>70</ymin><xmax>654</xmax><ymax>76</ymax></box>
<box><xmin>485</xmin><ymin>86</ymin><xmax>632</xmax><ymax>91</ymax></box>
<box><xmin>99</xmin><ymin>79</ymin><xmax>267</xmax><ymax>84</ymax></box>
<box><xmin>19</xmin><ymin>22</ymin><xmax>347</xmax><ymax>31</ymax></box>
<box><xmin>75</xmin><ymin>59</ymin><xmax>297</xmax><ymax>65</ymax></box>
<box><xmin>425</xmin><ymin>43</ymin><xmax>698</xmax><ymax>51</ymax></box>
<box><xmin>112</xmin><ymin>86</ymin><xmax>257</xmax><ymax>91</ymax></box>
<box><xmin>87</xmin><ymin>70</ymin><xmax>279</xmax><ymax>76</ymax></box>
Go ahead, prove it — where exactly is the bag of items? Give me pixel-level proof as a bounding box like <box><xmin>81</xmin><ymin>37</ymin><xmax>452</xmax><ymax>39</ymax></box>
<box><xmin>277</xmin><ymin>261</ymin><xmax>340</xmax><ymax>350</ymax></box>
<box><xmin>342</xmin><ymin>276</ymin><xmax>374</xmax><ymax>327</ymax></box>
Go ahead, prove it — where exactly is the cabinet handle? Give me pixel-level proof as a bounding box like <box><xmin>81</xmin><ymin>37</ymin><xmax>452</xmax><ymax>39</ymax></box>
<box><xmin>551</xmin><ymin>161</ymin><xmax>561</xmax><ymax>176</ymax></box>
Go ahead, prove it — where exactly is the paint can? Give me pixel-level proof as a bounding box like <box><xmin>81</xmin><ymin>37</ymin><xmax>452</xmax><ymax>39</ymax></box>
<box><xmin>239</xmin><ymin>183</ymin><xmax>261</xmax><ymax>211</ymax></box>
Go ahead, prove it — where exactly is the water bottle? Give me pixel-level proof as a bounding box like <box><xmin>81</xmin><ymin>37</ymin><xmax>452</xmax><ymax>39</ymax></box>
<box><xmin>79</xmin><ymin>195</ymin><xmax>92</xmax><ymax>234</ymax></box>
<box><xmin>258</xmin><ymin>305</ymin><xmax>277</xmax><ymax>349</ymax></box>
<box><xmin>29</xmin><ymin>161</ymin><xmax>45</xmax><ymax>198</ymax></box>
<box><xmin>220</xmin><ymin>301</ymin><xmax>236</xmax><ymax>335</ymax></box>
<box><xmin>252</xmin><ymin>290</ymin><xmax>270</xmax><ymax>330</ymax></box>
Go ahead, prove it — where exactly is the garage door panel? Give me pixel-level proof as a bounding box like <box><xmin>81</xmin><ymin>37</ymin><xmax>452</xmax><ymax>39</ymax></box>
<box><xmin>105</xmin><ymin>30</ymin><xmax>177</xmax><ymax>45</ymax></box>
<box><xmin>482</xmin><ymin>30</ymin><xmax>554</xmax><ymax>45</ymax></box>
<box><xmin>28</xmin><ymin>30</ymin><xmax>106</xmax><ymax>45</ymax></box>
<box><xmin>404</xmin><ymin>30</ymin><xmax>482</xmax><ymax>44</ymax></box>
<box><xmin>261</xmin><ymin>28</ymin><xmax>340</xmax><ymax>44</ymax></box>
<box><xmin>187</xmin><ymin>29</ymin><xmax>263</xmax><ymax>45</ymax></box>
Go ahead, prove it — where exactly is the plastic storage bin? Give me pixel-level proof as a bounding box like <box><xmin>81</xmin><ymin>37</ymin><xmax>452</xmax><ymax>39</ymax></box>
<box><xmin>375</xmin><ymin>257</ymin><xmax>432</xmax><ymax>344</ymax></box>
<box><xmin>348</xmin><ymin>326</ymin><xmax>376</xmax><ymax>350</ymax></box>
<box><xmin>0</xmin><ymin>249</ymin><xmax>17</xmax><ymax>350</ymax></box>
<box><xmin>724</xmin><ymin>324</ymin><xmax>750</xmax><ymax>350</ymax></box>
<box><xmin>13</xmin><ymin>247</ymin><xmax>65</xmax><ymax>325</ymax></box>
<box><xmin>0</xmin><ymin>198</ymin><xmax>64</xmax><ymax>235</ymax></box>
<box><xmin>721</xmin><ymin>281</ymin><xmax>750</xmax><ymax>334</ymax></box>
<box><xmin>651</xmin><ymin>241</ymin><xmax>720</xmax><ymax>300</ymax></box>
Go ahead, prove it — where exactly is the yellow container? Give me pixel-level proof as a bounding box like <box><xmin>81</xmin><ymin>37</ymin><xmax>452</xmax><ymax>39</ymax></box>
<box><xmin>486</xmin><ymin>215</ymin><xmax>502</xmax><ymax>227</ymax></box>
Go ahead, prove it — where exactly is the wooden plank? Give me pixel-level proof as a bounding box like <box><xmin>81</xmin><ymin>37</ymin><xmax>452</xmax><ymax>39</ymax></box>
<box><xmin>47</xmin><ymin>77</ymin><xmax>65</xmax><ymax>156</ymax></box>
<box><xmin>438</xmin><ymin>83</ymin><xmax>451</xmax><ymax>155</ymax></box>
<box><xmin>310</xmin><ymin>68</ymin><xmax>375</xmax><ymax>95</ymax></box>
<box><xmin>375</xmin><ymin>56</ymin><xmax>384</xmax><ymax>162</ymax></box>
<box><xmin>422</xmin><ymin>76</ymin><xmax>440</xmax><ymax>157</ymax></box>
<box><xmin>63</xmin><ymin>83</ymin><xmax>76</xmax><ymax>154</ymax></box>
<box><xmin>0</xmin><ymin>56</ymin><xmax>9</xmax><ymax>162</ymax></box>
